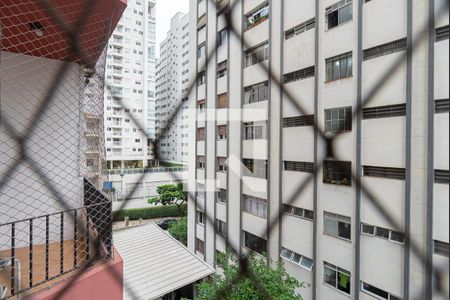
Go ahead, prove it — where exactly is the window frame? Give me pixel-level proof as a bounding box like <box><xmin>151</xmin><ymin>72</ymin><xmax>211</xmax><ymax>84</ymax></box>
<box><xmin>323</xmin><ymin>262</ymin><xmax>351</xmax><ymax>295</ymax></box>
<box><xmin>325</xmin><ymin>52</ymin><xmax>353</xmax><ymax>81</ymax></box>
<box><xmin>323</xmin><ymin>212</ymin><xmax>352</xmax><ymax>241</ymax></box>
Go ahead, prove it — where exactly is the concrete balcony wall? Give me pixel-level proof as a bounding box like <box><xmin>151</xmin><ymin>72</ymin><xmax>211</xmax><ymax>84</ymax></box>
<box><xmin>362</xmin><ymin>53</ymin><xmax>406</xmax><ymax>107</ymax></box>
<box><xmin>283</xmin><ymin>127</ymin><xmax>314</xmax><ymax>162</ymax></box>
<box><xmin>282</xmin><ymin>78</ymin><xmax>315</xmax><ymax>117</ymax></box>
<box><xmin>361</xmin><ymin>237</ymin><xmax>404</xmax><ymax>298</ymax></box>
<box><xmin>216</xmin><ymin>140</ymin><xmax>227</xmax><ymax>157</ymax></box>
<box><xmin>216</xmin><ymin>171</ymin><xmax>227</xmax><ymax>189</ymax></box>
<box><xmin>243</xmin><ymin>0</ymin><xmax>267</xmax><ymax>14</ymax></box>
<box><xmin>242</xmin><ymin>176</ymin><xmax>267</xmax><ymax>199</ymax></box>
<box><xmin>361</xmin><ymin>177</ymin><xmax>405</xmax><ymax>228</ymax></box>
<box><xmin>243</xmin><ymin>61</ymin><xmax>269</xmax><ymax>87</ymax></box>
<box><xmin>243</xmin><ymin>20</ymin><xmax>269</xmax><ymax>50</ymax></box>
<box><xmin>242</xmin><ymin>140</ymin><xmax>268</xmax><ymax>160</ymax></box>
<box><xmin>217</xmin><ymin>76</ymin><xmax>227</xmax><ymax>94</ymax></box>
<box><xmin>362</xmin><ymin>0</ymin><xmax>407</xmax><ymax>49</ymax></box>
<box><xmin>434</xmin><ymin>183</ymin><xmax>449</xmax><ymax>242</ymax></box>
<box><xmin>284</xmin><ymin>0</ymin><xmax>314</xmax><ymax>30</ymax></box>
<box><xmin>284</xmin><ymin>30</ymin><xmax>315</xmax><ymax>73</ymax></box>
<box><xmin>197</xmin><ymin>141</ymin><xmax>205</xmax><ymax>156</ymax></box>
<box><xmin>282</xmin><ymin>171</ymin><xmax>314</xmax><ymax>210</ymax></box>
<box><xmin>242</xmin><ymin>212</ymin><xmax>267</xmax><ymax>239</ymax></box>
<box><xmin>362</xmin><ymin>117</ymin><xmax>406</xmax><ymax>168</ymax></box>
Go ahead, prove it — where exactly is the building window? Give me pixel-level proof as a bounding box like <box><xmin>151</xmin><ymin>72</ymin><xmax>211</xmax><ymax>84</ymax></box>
<box><xmin>218</xmin><ymin>28</ymin><xmax>228</xmax><ymax>46</ymax></box>
<box><xmin>217</xmin><ymin>93</ymin><xmax>228</xmax><ymax>108</ymax></box>
<box><xmin>217</xmin><ymin>60</ymin><xmax>227</xmax><ymax>78</ymax></box>
<box><xmin>243</xmin><ymin>195</ymin><xmax>267</xmax><ymax>218</ymax></box>
<box><xmin>323</xmin><ymin>262</ymin><xmax>351</xmax><ymax>295</ymax></box>
<box><xmin>245</xmin><ymin>3</ymin><xmax>269</xmax><ymax>31</ymax></box>
<box><xmin>280</xmin><ymin>248</ymin><xmax>314</xmax><ymax>271</ymax></box>
<box><xmin>434</xmin><ymin>240</ymin><xmax>449</xmax><ymax>256</ymax></box>
<box><xmin>324</xmin><ymin>212</ymin><xmax>351</xmax><ymax>240</ymax></box>
<box><xmin>435</xmin><ymin>99</ymin><xmax>449</xmax><ymax>113</ymax></box>
<box><xmin>285</xmin><ymin>18</ymin><xmax>315</xmax><ymax>40</ymax></box>
<box><xmin>362</xmin><ymin>104</ymin><xmax>406</xmax><ymax>119</ymax></box>
<box><xmin>361</xmin><ymin>223</ymin><xmax>405</xmax><ymax>244</ymax></box>
<box><xmin>435</xmin><ymin>169</ymin><xmax>449</xmax><ymax>184</ymax></box>
<box><xmin>325</xmin><ymin>52</ymin><xmax>353</xmax><ymax>81</ymax></box>
<box><xmin>243</xmin><ymin>121</ymin><xmax>266</xmax><ymax>140</ymax></box>
<box><xmin>325</xmin><ymin>0</ymin><xmax>352</xmax><ymax>30</ymax></box>
<box><xmin>197</xmin><ymin>43</ymin><xmax>206</xmax><ymax>58</ymax></box>
<box><xmin>197</xmin><ymin>156</ymin><xmax>206</xmax><ymax>169</ymax></box>
<box><xmin>217</xmin><ymin>157</ymin><xmax>227</xmax><ymax>172</ymax></box>
<box><xmin>196</xmin><ymin>238</ymin><xmax>205</xmax><ymax>253</ymax></box>
<box><xmin>197</xmin><ymin>71</ymin><xmax>206</xmax><ymax>86</ymax></box>
<box><xmin>283</xmin><ymin>115</ymin><xmax>314</xmax><ymax>127</ymax></box>
<box><xmin>282</xmin><ymin>204</ymin><xmax>314</xmax><ymax>221</ymax></box>
<box><xmin>197</xmin><ymin>14</ymin><xmax>206</xmax><ymax>30</ymax></box>
<box><xmin>243</xmin><ymin>159</ymin><xmax>267</xmax><ymax>179</ymax></box>
<box><xmin>284</xmin><ymin>161</ymin><xmax>314</xmax><ymax>173</ymax></box>
<box><xmin>323</xmin><ymin>160</ymin><xmax>351</xmax><ymax>186</ymax></box>
<box><xmin>324</xmin><ymin>106</ymin><xmax>352</xmax><ymax>132</ymax></box>
<box><xmin>217</xmin><ymin>188</ymin><xmax>227</xmax><ymax>204</ymax></box>
<box><xmin>284</xmin><ymin>66</ymin><xmax>315</xmax><ymax>84</ymax></box>
<box><xmin>245</xmin><ymin>43</ymin><xmax>269</xmax><ymax>67</ymax></box>
<box><xmin>217</xmin><ymin>125</ymin><xmax>227</xmax><ymax>140</ymax></box>
<box><xmin>197</xmin><ymin>210</ymin><xmax>204</xmax><ymax>225</ymax></box>
<box><xmin>363</xmin><ymin>38</ymin><xmax>407</xmax><ymax>61</ymax></box>
<box><xmin>216</xmin><ymin>220</ymin><xmax>227</xmax><ymax>237</ymax></box>
<box><xmin>197</xmin><ymin>99</ymin><xmax>206</xmax><ymax>112</ymax></box>
<box><xmin>244</xmin><ymin>81</ymin><xmax>269</xmax><ymax>104</ymax></box>
<box><xmin>197</xmin><ymin>127</ymin><xmax>206</xmax><ymax>141</ymax></box>
<box><xmin>361</xmin><ymin>281</ymin><xmax>400</xmax><ymax>300</ymax></box>
<box><xmin>363</xmin><ymin>166</ymin><xmax>406</xmax><ymax>180</ymax></box>
<box><xmin>243</xmin><ymin>231</ymin><xmax>267</xmax><ymax>255</ymax></box>
<box><xmin>436</xmin><ymin>25</ymin><xmax>449</xmax><ymax>42</ymax></box>
<box><xmin>197</xmin><ymin>183</ymin><xmax>206</xmax><ymax>198</ymax></box>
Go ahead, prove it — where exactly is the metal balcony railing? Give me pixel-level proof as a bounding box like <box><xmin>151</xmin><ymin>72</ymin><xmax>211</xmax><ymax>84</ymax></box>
<box><xmin>0</xmin><ymin>179</ymin><xmax>112</xmax><ymax>299</ymax></box>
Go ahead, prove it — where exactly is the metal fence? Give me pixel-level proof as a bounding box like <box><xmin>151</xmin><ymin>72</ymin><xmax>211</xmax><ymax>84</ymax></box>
<box><xmin>0</xmin><ymin>0</ymin><xmax>448</xmax><ymax>299</ymax></box>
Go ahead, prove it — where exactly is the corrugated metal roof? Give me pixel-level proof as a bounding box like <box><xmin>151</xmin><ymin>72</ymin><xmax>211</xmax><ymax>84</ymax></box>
<box><xmin>114</xmin><ymin>223</ymin><xmax>214</xmax><ymax>300</ymax></box>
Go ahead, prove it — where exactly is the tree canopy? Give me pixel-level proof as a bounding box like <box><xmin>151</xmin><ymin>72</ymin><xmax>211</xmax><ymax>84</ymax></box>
<box><xmin>148</xmin><ymin>183</ymin><xmax>187</xmax><ymax>216</ymax></box>
<box><xmin>196</xmin><ymin>251</ymin><xmax>307</xmax><ymax>300</ymax></box>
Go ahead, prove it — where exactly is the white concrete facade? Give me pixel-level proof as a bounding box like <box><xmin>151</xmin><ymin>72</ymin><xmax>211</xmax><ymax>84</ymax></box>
<box><xmin>104</xmin><ymin>0</ymin><xmax>157</xmax><ymax>167</ymax></box>
<box><xmin>155</xmin><ymin>12</ymin><xmax>190</xmax><ymax>163</ymax></box>
<box><xmin>188</xmin><ymin>0</ymin><xmax>449</xmax><ymax>299</ymax></box>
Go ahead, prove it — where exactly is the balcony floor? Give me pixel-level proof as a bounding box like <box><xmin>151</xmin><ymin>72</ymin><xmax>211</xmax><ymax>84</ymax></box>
<box><xmin>0</xmin><ymin>239</ymin><xmax>95</xmax><ymax>299</ymax></box>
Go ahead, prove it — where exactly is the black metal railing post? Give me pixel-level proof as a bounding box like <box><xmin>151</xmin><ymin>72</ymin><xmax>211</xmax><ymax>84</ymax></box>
<box><xmin>29</xmin><ymin>218</ymin><xmax>33</xmax><ymax>288</ymax></box>
<box><xmin>60</xmin><ymin>212</ymin><xmax>64</xmax><ymax>274</ymax></box>
<box><xmin>11</xmin><ymin>222</ymin><xmax>16</xmax><ymax>296</ymax></box>
<box><xmin>73</xmin><ymin>210</ymin><xmax>78</xmax><ymax>268</ymax></box>
<box><xmin>45</xmin><ymin>215</ymin><xmax>49</xmax><ymax>281</ymax></box>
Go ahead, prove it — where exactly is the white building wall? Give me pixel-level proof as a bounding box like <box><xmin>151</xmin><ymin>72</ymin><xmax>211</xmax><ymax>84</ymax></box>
<box><xmin>103</xmin><ymin>0</ymin><xmax>156</xmax><ymax>166</ymax></box>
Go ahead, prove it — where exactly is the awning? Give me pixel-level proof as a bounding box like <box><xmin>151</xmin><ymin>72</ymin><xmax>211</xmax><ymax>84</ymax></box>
<box><xmin>114</xmin><ymin>223</ymin><xmax>215</xmax><ymax>300</ymax></box>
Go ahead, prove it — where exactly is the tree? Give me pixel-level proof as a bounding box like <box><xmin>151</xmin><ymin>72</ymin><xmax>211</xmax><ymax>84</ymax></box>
<box><xmin>196</xmin><ymin>251</ymin><xmax>308</xmax><ymax>300</ymax></box>
<box><xmin>148</xmin><ymin>183</ymin><xmax>187</xmax><ymax>216</ymax></box>
<box><xmin>168</xmin><ymin>217</ymin><xmax>187</xmax><ymax>245</ymax></box>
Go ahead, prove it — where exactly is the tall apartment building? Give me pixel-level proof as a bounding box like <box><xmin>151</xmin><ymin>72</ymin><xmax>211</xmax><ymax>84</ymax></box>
<box><xmin>188</xmin><ymin>0</ymin><xmax>449</xmax><ymax>299</ymax></box>
<box><xmin>104</xmin><ymin>0</ymin><xmax>157</xmax><ymax>169</ymax></box>
<box><xmin>155</xmin><ymin>12</ymin><xmax>190</xmax><ymax>163</ymax></box>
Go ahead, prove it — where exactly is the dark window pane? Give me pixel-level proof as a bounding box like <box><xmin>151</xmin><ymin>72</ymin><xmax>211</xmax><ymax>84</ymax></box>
<box><xmin>337</xmin><ymin>272</ymin><xmax>351</xmax><ymax>294</ymax></box>
<box><xmin>376</xmin><ymin>227</ymin><xmax>390</xmax><ymax>239</ymax></box>
<box><xmin>327</xmin><ymin>10</ymin><xmax>339</xmax><ymax>29</ymax></box>
<box><xmin>324</xmin><ymin>266</ymin><xmax>337</xmax><ymax>287</ymax></box>
<box><xmin>390</xmin><ymin>231</ymin><xmax>405</xmax><ymax>243</ymax></box>
<box><xmin>338</xmin><ymin>221</ymin><xmax>351</xmax><ymax>240</ymax></box>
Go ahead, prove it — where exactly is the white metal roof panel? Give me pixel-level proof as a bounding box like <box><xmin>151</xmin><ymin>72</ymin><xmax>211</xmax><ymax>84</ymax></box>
<box><xmin>114</xmin><ymin>223</ymin><xmax>214</xmax><ymax>300</ymax></box>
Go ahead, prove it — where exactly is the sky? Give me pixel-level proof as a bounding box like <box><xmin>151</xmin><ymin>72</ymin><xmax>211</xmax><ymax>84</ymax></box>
<box><xmin>155</xmin><ymin>0</ymin><xmax>189</xmax><ymax>58</ymax></box>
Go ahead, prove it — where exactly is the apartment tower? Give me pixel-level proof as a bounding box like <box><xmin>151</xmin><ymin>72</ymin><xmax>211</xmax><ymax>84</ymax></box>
<box><xmin>155</xmin><ymin>12</ymin><xmax>190</xmax><ymax>163</ymax></box>
<box><xmin>187</xmin><ymin>0</ymin><xmax>449</xmax><ymax>299</ymax></box>
<box><xmin>104</xmin><ymin>0</ymin><xmax>157</xmax><ymax>169</ymax></box>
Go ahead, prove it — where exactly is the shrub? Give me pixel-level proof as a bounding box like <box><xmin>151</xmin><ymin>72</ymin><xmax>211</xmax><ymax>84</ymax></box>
<box><xmin>112</xmin><ymin>204</ymin><xmax>187</xmax><ymax>221</ymax></box>
<box><xmin>168</xmin><ymin>217</ymin><xmax>187</xmax><ymax>245</ymax></box>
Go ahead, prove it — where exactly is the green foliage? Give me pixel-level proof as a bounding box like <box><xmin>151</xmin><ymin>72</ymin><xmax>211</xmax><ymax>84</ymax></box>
<box><xmin>196</xmin><ymin>251</ymin><xmax>308</xmax><ymax>300</ymax></box>
<box><xmin>168</xmin><ymin>217</ymin><xmax>187</xmax><ymax>245</ymax></box>
<box><xmin>112</xmin><ymin>204</ymin><xmax>187</xmax><ymax>221</ymax></box>
<box><xmin>147</xmin><ymin>183</ymin><xmax>187</xmax><ymax>216</ymax></box>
